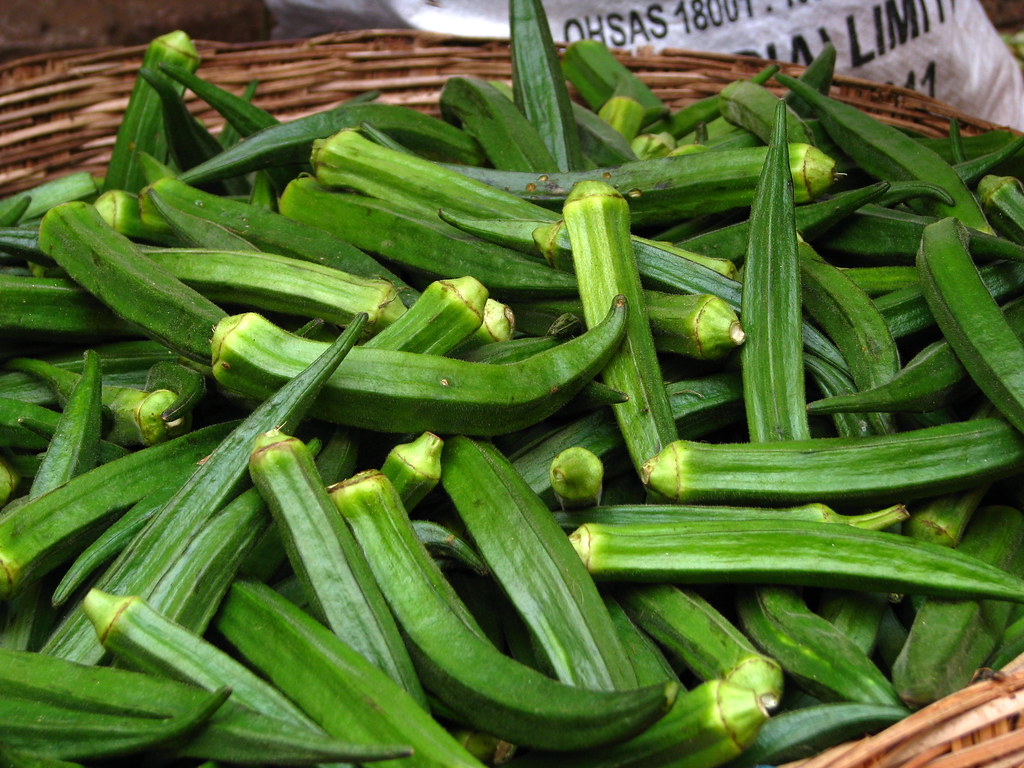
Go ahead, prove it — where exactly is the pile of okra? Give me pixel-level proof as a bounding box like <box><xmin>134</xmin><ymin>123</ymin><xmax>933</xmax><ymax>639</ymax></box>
<box><xmin>6</xmin><ymin>0</ymin><xmax>1024</xmax><ymax>765</ymax></box>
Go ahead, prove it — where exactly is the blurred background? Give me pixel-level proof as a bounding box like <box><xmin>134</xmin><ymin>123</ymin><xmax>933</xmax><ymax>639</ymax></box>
<box><xmin>1</xmin><ymin>0</ymin><xmax>1023</xmax><ymax>65</ymax></box>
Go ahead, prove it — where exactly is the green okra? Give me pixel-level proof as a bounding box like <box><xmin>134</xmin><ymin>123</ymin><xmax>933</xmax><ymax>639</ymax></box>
<box><xmin>94</xmin><ymin>190</ymin><xmax>177</xmax><ymax>244</ymax></box>
<box><xmin>559</xmin><ymin>39</ymin><xmax>666</xmax><ymax>127</ymax></box>
<box><xmin>211</xmin><ymin>297</ymin><xmax>626</xmax><ymax>436</ymax></box>
<box><xmin>904</xmin><ymin>482</ymin><xmax>990</xmax><ymax>549</ymax></box>
<box><xmin>0</xmin><ymin>420</ymin><xmax>234</xmax><ymax>600</ymax></box>
<box><xmin>817</xmin><ymin>589</ymin><xmax>888</xmax><ymax>657</ymax></box>
<box><xmin>248</xmin><ymin>429</ymin><xmax>425</xmax><ymax>703</ymax></box>
<box><xmin>144</xmin><ymin>188</ymin><xmax>259</xmax><ymax>251</ymax></box>
<box><xmin>737</xmin><ymin>586</ymin><xmax>902</xmax><ymax>707</ymax></box>
<box><xmin>331</xmin><ymin>469</ymin><xmax>677</xmax><ymax>750</ymax></box>
<box><xmin>0</xmin><ymin>399</ymin><xmax>59</xmax><ymax>451</ymax></box>
<box><xmin>741</xmin><ymin>101</ymin><xmax>808</xmax><ymax>444</ymax></box>
<box><xmin>143</xmin><ymin>247</ymin><xmax>406</xmax><ymax>336</ymax></box>
<box><xmin>381</xmin><ymin>431</ymin><xmax>444</xmax><ymax>510</ymax></box>
<box><xmin>839</xmin><ymin>266</ymin><xmax>918</xmax><ymax>296</ymax></box>
<box><xmin>144</xmin><ymin>360</ymin><xmax>205</xmax><ymax>424</ymax></box>
<box><xmin>279</xmin><ymin>177</ymin><xmax>576</xmax><ymax>299</ymax></box>
<box><xmin>570</xmin><ymin>518</ymin><xmax>1024</xmax><ymax>603</ymax></box>
<box><xmin>719</xmin><ymin>80</ymin><xmax>815</xmax><ymax>145</ymax></box>
<box><xmin>549</xmin><ymin>445</ymin><xmax>604</xmax><ymax>509</ymax></box>
<box><xmin>917</xmin><ymin>218</ymin><xmax>1024</xmax><ymax>433</ymax></box>
<box><xmin>953</xmin><ymin>133</ymin><xmax>1024</xmax><ymax>185</ymax></box>
<box><xmin>50</xmin><ymin>481</ymin><xmax>183</xmax><ymax>607</ymax></box>
<box><xmin>412</xmin><ymin>520</ymin><xmax>489</xmax><ymax>575</ymax></box>
<box><xmin>137</xmin><ymin>67</ymin><xmax>245</xmax><ymax>198</ymax></box>
<box><xmin>508</xmin><ymin>678</ymin><xmax>768</xmax><ymax>768</ymax></box>
<box><xmin>798</xmin><ymin>242</ymin><xmax>898</xmax><ymax>436</ymax></box>
<box><xmin>554</xmin><ymin>502</ymin><xmax>907</xmax><ymax>532</ymax></box>
<box><xmin>0</xmin><ymin>276</ymin><xmax>138</xmax><ymax>342</ymax></box>
<box><xmin>362</xmin><ymin>276</ymin><xmax>485</xmax><ymax>354</ymax></box>
<box><xmin>442</xmin><ymin>437</ymin><xmax>635</xmax><ymax>691</ymax></box>
<box><xmin>103</xmin><ymin>30</ymin><xmax>199</xmax><ymax>194</ymax></box>
<box><xmin>215</xmin><ymin>580</ymin><xmax>484</xmax><ymax>768</ymax></box>
<box><xmin>0</xmin><ymin>341</ymin><xmax>176</xmax><ymax>406</ymax></box>
<box><xmin>724</xmin><ymin>702</ymin><xmax>906</xmax><ymax>767</ymax></box>
<box><xmin>892</xmin><ymin>505</ymin><xmax>1024</xmax><ymax>706</ymax></box>
<box><xmin>564</xmin><ymin>181</ymin><xmax>677</xmax><ymax>473</ymax></box>
<box><xmin>804</xmin><ymin>352</ymin><xmax>875</xmax><ymax>439</ymax></box>
<box><xmin>573</xmin><ymin>101</ymin><xmax>639</xmax><ymax>167</ymax></box>
<box><xmin>599</xmin><ymin>95</ymin><xmax>646</xmax><ymax>141</ymax></box>
<box><xmin>40</xmin><ymin>317</ymin><xmax>367</xmax><ymax>663</ymax></box>
<box><xmin>618</xmin><ymin>583</ymin><xmax>784</xmax><ymax>710</ymax></box>
<box><xmin>784</xmin><ymin>42</ymin><xmax>837</xmax><ymax>117</ymax></box>
<box><xmin>179</xmin><ymin>102</ymin><xmax>484</xmax><ymax>186</ymax></box>
<box><xmin>775</xmin><ymin>73</ymin><xmax>991</xmax><ymax>233</ymax></box>
<box><xmin>140</xmin><ymin>177</ymin><xmax>403</xmax><ymax>286</ymax></box>
<box><xmin>630</xmin><ymin>132</ymin><xmax>675</xmax><ymax>160</ymax></box>
<box><xmin>979</xmin><ymin>174</ymin><xmax>1024</xmax><ymax>245</ymax></box>
<box><xmin>28</xmin><ymin>350</ymin><xmax>102</xmax><ymax>500</ymax></box>
<box><xmin>38</xmin><ymin>201</ymin><xmax>226</xmax><ymax>364</ymax></box>
<box><xmin>603</xmin><ymin>595</ymin><xmax>680</xmax><ymax>686</ymax></box>
<box><xmin>0</xmin><ymin>172</ymin><xmax>99</xmax><ymax>226</ymax></box>
<box><xmin>82</xmin><ymin>589</ymin><xmax>315</xmax><ymax>729</ymax></box>
<box><xmin>5</xmin><ymin>357</ymin><xmax>189</xmax><ymax>447</ymax></box>
<box><xmin>0</xmin><ymin>647</ymin><xmax>402</xmax><ymax>765</ymax></box>
<box><xmin>440</xmin><ymin>76</ymin><xmax>558</xmax><ymax>172</ymax></box>
<box><xmin>511</xmin><ymin>372</ymin><xmax>745</xmax><ymax>503</ymax></box>
<box><xmin>0</xmin><ymin>453</ymin><xmax>18</xmax><ymax>508</ymax></box>
<box><xmin>677</xmin><ymin>181</ymin><xmax>890</xmax><ymax>262</ymax></box>
<box><xmin>642</xmin><ymin>418</ymin><xmax>1024</xmax><ymax>506</ymax></box>
<box><xmin>450</xmin><ymin>142</ymin><xmax>836</xmax><ymax>225</ymax></box>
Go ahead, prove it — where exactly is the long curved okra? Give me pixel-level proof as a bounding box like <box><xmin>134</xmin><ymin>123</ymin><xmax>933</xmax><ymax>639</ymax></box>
<box><xmin>917</xmin><ymin>217</ymin><xmax>1024</xmax><ymax>433</ymax></box>
<box><xmin>329</xmin><ymin>470</ymin><xmax>678</xmax><ymax>751</ymax></box>
<box><xmin>211</xmin><ymin>296</ymin><xmax>627</xmax><ymax>436</ymax></box>
<box><xmin>248</xmin><ymin>430</ymin><xmax>425</xmax><ymax>704</ymax></box>
<box><xmin>440</xmin><ymin>436</ymin><xmax>636</xmax><ymax>691</ymax></box>
<box><xmin>38</xmin><ymin>201</ymin><xmax>227</xmax><ymax>364</ymax></box>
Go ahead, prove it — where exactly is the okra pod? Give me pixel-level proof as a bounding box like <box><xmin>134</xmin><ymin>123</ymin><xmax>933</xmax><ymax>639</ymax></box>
<box><xmin>248</xmin><ymin>429</ymin><xmax>424</xmax><ymax>702</ymax></box>
<box><xmin>380</xmin><ymin>431</ymin><xmax>443</xmax><ymax>510</ymax></box>
<box><xmin>570</xmin><ymin>518</ymin><xmax>1024</xmax><ymax>602</ymax></box>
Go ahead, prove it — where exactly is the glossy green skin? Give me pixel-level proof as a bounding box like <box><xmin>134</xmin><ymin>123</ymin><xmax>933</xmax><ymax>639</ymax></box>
<box><xmin>441</xmin><ymin>436</ymin><xmax>636</xmax><ymax>692</ymax></box>
<box><xmin>212</xmin><ymin>298</ymin><xmax>626</xmax><ymax>436</ymax></box>
<box><xmin>776</xmin><ymin>73</ymin><xmax>990</xmax><ymax>233</ymax></box>
<box><xmin>331</xmin><ymin>470</ymin><xmax>678</xmax><ymax>751</ymax></box>
<box><xmin>249</xmin><ymin>432</ymin><xmax>425</xmax><ymax>704</ymax></box>
<box><xmin>40</xmin><ymin>319</ymin><xmax>366</xmax><ymax>664</ymax></box>
<box><xmin>618</xmin><ymin>583</ymin><xmax>783</xmax><ymax>706</ymax></box>
<box><xmin>0</xmin><ymin>276</ymin><xmax>137</xmax><ymax>341</ymax></box>
<box><xmin>441</xmin><ymin>76</ymin><xmax>558</xmax><ymax>172</ymax></box>
<box><xmin>38</xmin><ymin>202</ymin><xmax>227</xmax><ymax>364</ymax></box>
<box><xmin>643</xmin><ymin>419</ymin><xmax>1024</xmax><ymax>507</ymax></box>
<box><xmin>737</xmin><ymin>586</ymin><xmax>902</xmax><ymax>707</ymax></box>
<box><xmin>450</xmin><ymin>143</ymin><xmax>835</xmax><ymax>226</ymax></box>
<box><xmin>279</xmin><ymin>177</ymin><xmax>576</xmax><ymax>299</ymax></box>
<box><xmin>0</xmin><ymin>647</ymin><xmax>398</xmax><ymax>764</ymax></box>
<box><xmin>362</xmin><ymin>276</ymin><xmax>483</xmax><ymax>354</ymax></box>
<box><xmin>179</xmin><ymin>102</ymin><xmax>484</xmax><ymax>185</ymax></box>
<box><xmin>0</xmin><ymin>421</ymin><xmax>235</xmax><ymax>600</ymax></box>
<box><xmin>741</xmin><ymin>103</ymin><xmax>809</xmax><ymax>445</ymax></box>
<box><xmin>892</xmin><ymin>506</ymin><xmax>1024</xmax><ymax>707</ymax></box>
<box><xmin>506</xmin><ymin>679</ymin><xmax>766</xmax><ymax>768</ymax></box>
<box><xmin>572</xmin><ymin>518</ymin><xmax>1024</xmax><ymax>603</ymax></box>
<box><xmin>216</xmin><ymin>581</ymin><xmax>485</xmax><ymax>768</ymax></box>
<box><xmin>918</xmin><ymin>218</ymin><xmax>1024</xmax><ymax>433</ymax></box>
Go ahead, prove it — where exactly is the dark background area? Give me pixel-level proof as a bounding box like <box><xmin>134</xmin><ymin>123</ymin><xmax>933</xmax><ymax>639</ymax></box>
<box><xmin>1</xmin><ymin>0</ymin><xmax>1022</xmax><ymax>65</ymax></box>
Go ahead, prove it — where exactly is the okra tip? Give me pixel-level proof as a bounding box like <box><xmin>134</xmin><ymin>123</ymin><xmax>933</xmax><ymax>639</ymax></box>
<box><xmin>249</xmin><ymin>428</ymin><xmax>304</xmax><ymax>464</ymax></box>
<box><xmin>640</xmin><ymin>440</ymin><xmax>686</xmax><ymax>501</ymax></box>
<box><xmin>725</xmin><ymin>654</ymin><xmax>784</xmax><ymax>712</ymax></box>
<box><xmin>82</xmin><ymin>588</ymin><xmax>137</xmax><ymax>645</ymax></box>
<box><xmin>568</xmin><ymin>524</ymin><xmax>593</xmax><ymax>569</ymax></box>
<box><xmin>0</xmin><ymin>549</ymin><xmax>17</xmax><ymax>600</ymax></box>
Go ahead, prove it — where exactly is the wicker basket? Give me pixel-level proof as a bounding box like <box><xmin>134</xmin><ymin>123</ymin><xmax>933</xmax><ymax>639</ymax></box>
<box><xmin>1</xmin><ymin>29</ymin><xmax>1022</xmax><ymax>768</ymax></box>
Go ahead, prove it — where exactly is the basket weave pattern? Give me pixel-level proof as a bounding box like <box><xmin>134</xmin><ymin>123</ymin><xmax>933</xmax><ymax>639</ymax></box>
<box><xmin>1</xmin><ymin>28</ymin><xmax>1022</xmax><ymax>768</ymax></box>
